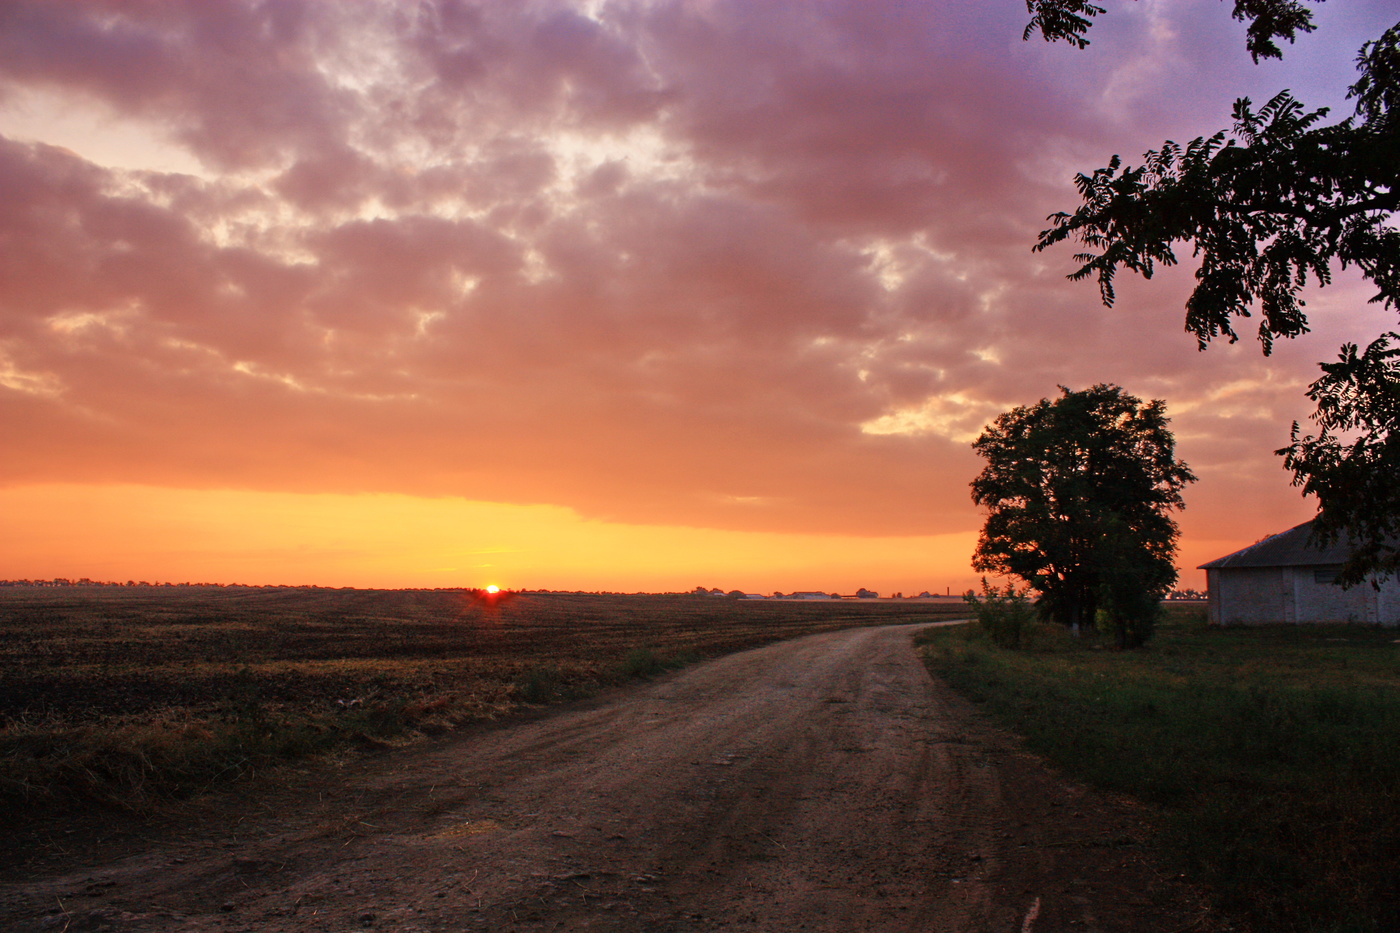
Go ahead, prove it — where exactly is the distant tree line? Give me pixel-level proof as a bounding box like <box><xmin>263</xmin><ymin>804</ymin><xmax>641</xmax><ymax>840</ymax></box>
<box><xmin>1</xmin><ymin>579</ymin><xmax>381</xmax><ymax>589</ymax></box>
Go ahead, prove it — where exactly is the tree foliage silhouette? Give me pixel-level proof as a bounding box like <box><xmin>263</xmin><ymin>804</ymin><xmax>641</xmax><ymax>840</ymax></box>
<box><xmin>1281</xmin><ymin>333</ymin><xmax>1400</xmax><ymax>585</ymax></box>
<box><xmin>971</xmin><ymin>385</ymin><xmax>1195</xmax><ymax>647</ymax></box>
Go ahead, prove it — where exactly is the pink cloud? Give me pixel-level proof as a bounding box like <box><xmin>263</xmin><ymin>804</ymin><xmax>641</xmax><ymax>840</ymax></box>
<box><xmin>0</xmin><ymin>0</ymin><xmax>352</xmax><ymax>170</ymax></box>
<box><xmin>2</xmin><ymin>0</ymin><xmax>1390</xmax><ymax>567</ymax></box>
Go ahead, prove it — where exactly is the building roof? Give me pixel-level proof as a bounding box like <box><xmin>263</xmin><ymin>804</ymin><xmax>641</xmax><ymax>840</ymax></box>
<box><xmin>1198</xmin><ymin>519</ymin><xmax>1353</xmax><ymax>570</ymax></box>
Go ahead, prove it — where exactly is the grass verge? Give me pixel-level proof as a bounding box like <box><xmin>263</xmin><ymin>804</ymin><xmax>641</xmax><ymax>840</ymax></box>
<box><xmin>916</xmin><ymin>607</ymin><xmax>1400</xmax><ymax>933</ymax></box>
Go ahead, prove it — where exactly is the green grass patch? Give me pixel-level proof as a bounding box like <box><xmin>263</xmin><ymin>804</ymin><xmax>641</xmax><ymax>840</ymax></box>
<box><xmin>917</xmin><ymin>608</ymin><xmax>1400</xmax><ymax>933</ymax></box>
<box><xmin>617</xmin><ymin>646</ymin><xmax>702</xmax><ymax>680</ymax></box>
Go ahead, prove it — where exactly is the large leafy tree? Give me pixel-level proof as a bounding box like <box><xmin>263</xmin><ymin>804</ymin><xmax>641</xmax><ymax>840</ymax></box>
<box><xmin>970</xmin><ymin>384</ymin><xmax>1196</xmax><ymax>647</ymax></box>
<box><xmin>1025</xmin><ymin>1</ymin><xmax>1400</xmax><ymax>581</ymax></box>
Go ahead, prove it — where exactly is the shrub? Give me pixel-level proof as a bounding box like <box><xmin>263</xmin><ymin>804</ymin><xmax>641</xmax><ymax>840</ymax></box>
<box><xmin>621</xmin><ymin>648</ymin><xmax>665</xmax><ymax>679</ymax></box>
<box><xmin>619</xmin><ymin>647</ymin><xmax>701</xmax><ymax>680</ymax></box>
<box><xmin>963</xmin><ymin>578</ymin><xmax>1036</xmax><ymax>649</ymax></box>
<box><xmin>515</xmin><ymin>664</ymin><xmax>563</xmax><ymax>704</ymax></box>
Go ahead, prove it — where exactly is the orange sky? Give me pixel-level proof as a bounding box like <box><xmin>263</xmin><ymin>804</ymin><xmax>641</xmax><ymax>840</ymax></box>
<box><xmin>0</xmin><ymin>484</ymin><xmax>987</xmax><ymax>593</ymax></box>
<box><xmin>1</xmin><ymin>1</ymin><xmax>1394</xmax><ymax>593</ymax></box>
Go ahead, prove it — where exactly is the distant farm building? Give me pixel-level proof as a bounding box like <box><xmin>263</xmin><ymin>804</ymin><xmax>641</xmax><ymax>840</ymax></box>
<box><xmin>1199</xmin><ymin>520</ymin><xmax>1400</xmax><ymax>625</ymax></box>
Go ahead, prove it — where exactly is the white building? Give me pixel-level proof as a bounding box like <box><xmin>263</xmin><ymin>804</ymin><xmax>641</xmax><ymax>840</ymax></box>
<box><xmin>1199</xmin><ymin>520</ymin><xmax>1400</xmax><ymax>625</ymax></box>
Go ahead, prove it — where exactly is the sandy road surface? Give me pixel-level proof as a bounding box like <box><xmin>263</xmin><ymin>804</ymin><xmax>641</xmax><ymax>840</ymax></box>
<box><xmin>2</xmin><ymin>624</ymin><xmax>1207</xmax><ymax>932</ymax></box>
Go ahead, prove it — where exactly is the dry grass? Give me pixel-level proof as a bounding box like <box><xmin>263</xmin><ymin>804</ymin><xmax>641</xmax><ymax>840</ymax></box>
<box><xmin>1</xmin><ymin>586</ymin><xmax>963</xmax><ymax>817</ymax></box>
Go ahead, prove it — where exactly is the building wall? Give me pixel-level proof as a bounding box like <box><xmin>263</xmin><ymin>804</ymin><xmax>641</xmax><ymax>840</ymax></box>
<box><xmin>1209</xmin><ymin>566</ymin><xmax>1400</xmax><ymax>625</ymax></box>
<box><xmin>1290</xmin><ymin>567</ymin><xmax>1378</xmax><ymax>623</ymax></box>
<box><xmin>1380</xmin><ymin>580</ymin><xmax>1400</xmax><ymax>625</ymax></box>
<box><xmin>1208</xmin><ymin>567</ymin><xmax>1288</xmax><ymax>624</ymax></box>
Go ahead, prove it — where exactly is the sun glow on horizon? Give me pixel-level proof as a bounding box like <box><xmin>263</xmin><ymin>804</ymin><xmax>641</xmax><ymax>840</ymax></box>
<box><xmin>0</xmin><ymin>482</ymin><xmax>990</xmax><ymax>594</ymax></box>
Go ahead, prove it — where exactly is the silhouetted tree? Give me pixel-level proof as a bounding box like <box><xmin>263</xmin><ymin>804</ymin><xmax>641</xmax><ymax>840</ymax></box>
<box><xmin>971</xmin><ymin>385</ymin><xmax>1195</xmax><ymax>646</ymax></box>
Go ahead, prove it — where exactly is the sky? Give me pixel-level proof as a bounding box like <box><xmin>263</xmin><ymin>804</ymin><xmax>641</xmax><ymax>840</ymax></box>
<box><xmin>1</xmin><ymin>0</ymin><xmax>1396</xmax><ymax>593</ymax></box>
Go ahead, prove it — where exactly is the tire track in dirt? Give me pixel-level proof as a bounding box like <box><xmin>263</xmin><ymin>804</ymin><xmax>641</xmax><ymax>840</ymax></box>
<box><xmin>1</xmin><ymin>623</ymin><xmax>1209</xmax><ymax>932</ymax></box>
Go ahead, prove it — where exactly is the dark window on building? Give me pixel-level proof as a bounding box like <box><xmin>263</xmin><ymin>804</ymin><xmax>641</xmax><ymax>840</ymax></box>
<box><xmin>1313</xmin><ymin>566</ymin><xmax>1344</xmax><ymax>585</ymax></box>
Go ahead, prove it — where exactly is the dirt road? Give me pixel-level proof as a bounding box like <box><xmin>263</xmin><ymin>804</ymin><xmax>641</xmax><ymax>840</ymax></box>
<box><xmin>2</xmin><ymin>624</ymin><xmax>1207</xmax><ymax>932</ymax></box>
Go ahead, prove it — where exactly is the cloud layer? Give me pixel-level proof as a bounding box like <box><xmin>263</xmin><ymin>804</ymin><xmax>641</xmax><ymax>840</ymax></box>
<box><xmin>2</xmin><ymin>0</ymin><xmax>1396</xmax><ymax>580</ymax></box>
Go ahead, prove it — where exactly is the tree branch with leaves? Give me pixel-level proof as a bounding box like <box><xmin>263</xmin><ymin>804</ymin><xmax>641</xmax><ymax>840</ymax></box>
<box><xmin>1281</xmin><ymin>333</ymin><xmax>1400</xmax><ymax>585</ymax></box>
